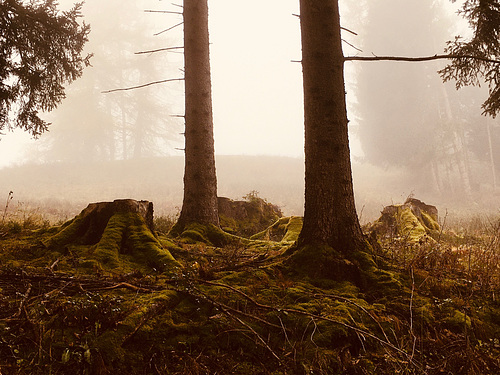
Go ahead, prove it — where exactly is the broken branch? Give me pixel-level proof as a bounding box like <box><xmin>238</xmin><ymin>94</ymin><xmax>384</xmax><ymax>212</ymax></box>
<box><xmin>144</xmin><ymin>10</ymin><xmax>182</xmax><ymax>15</ymax></box>
<box><xmin>102</xmin><ymin>78</ymin><xmax>184</xmax><ymax>93</ymax></box>
<box><xmin>154</xmin><ymin>22</ymin><xmax>183</xmax><ymax>36</ymax></box>
<box><xmin>135</xmin><ymin>46</ymin><xmax>184</xmax><ymax>55</ymax></box>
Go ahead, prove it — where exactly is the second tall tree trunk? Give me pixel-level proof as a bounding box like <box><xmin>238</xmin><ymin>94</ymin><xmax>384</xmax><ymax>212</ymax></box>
<box><xmin>175</xmin><ymin>0</ymin><xmax>219</xmax><ymax>230</ymax></box>
<box><xmin>297</xmin><ymin>0</ymin><xmax>366</xmax><ymax>253</ymax></box>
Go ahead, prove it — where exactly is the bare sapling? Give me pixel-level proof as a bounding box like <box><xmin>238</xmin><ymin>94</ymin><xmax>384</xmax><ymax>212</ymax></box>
<box><xmin>1</xmin><ymin>191</ymin><xmax>13</xmax><ymax>224</ymax></box>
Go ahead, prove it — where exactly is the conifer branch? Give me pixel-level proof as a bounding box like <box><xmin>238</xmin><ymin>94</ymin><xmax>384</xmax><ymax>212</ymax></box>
<box><xmin>342</xmin><ymin>39</ymin><xmax>362</xmax><ymax>52</ymax></box>
<box><xmin>345</xmin><ymin>53</ymin><xmax>500</xmax><ymax>64</ymax></box>
<box><xmin>292</xmin><ymin>14</ymin><xmax>358</xmax><ymax>36</ymax></box>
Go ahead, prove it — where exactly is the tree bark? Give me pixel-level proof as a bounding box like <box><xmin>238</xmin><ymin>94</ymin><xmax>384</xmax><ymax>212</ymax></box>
<box><xmin>174</xmin><ymin>0</ymin><xmax>219</xmax><ymax>231</ymax></box>
<box><xmin>297</xmin><ymin>0</ymin><xmax>366</xmax><ymax>252</ymax></box>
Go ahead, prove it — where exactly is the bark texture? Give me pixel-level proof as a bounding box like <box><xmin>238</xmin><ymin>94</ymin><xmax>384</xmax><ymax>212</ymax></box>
<box><xmin>297</xmin><ymin>0</ymin><xmax>365</xmax><ymax>252</ymax></box>
<box><xmin>175</xmin><ymin>0</ymin><xmax>219</xmax><ymax>230</ymax></box>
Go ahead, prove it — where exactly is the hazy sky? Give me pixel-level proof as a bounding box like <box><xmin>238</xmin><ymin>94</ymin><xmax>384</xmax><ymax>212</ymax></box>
<box><xmin>0</xmin><ymin>0</ymin><xmax>308</xmax><ymax>167</ymax></box>
<box><xmin>0</xmin><ymin>0</ymin><xmax>461</xmax><ymax>168</ymax></box>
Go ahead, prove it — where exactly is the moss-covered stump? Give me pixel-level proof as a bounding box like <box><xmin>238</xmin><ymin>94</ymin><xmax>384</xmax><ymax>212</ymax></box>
<box><xmin>43</xmin><ymin>199</ymin><xmax>177</xmax><ymax>271</ymax></box>
<box><xmin>369</xmin><ymin>197</ymin><xmax>440</xmax><ymax>242</ymax></box>
<box><xmin>217</xmin><ymin>193</ymin><xmax>282</xmax><ymax>237</ymax></box>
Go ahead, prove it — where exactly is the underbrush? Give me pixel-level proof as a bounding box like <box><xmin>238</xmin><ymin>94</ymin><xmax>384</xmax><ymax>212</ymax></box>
<box><xmin>0</xmin><ymin>212</ymin><xmax>499</xmax><ymax>374</ymax></box>
<box><xmin>372</xmin><ymin>214</ymin><xmax>500</xmax><ymax>297</ymax></box>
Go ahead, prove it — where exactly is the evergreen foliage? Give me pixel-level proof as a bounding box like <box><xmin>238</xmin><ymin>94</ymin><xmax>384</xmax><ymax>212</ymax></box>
<box><xmin>441</xmin><ymin>0</ymin><xmax>500</xmax><ymax>116</ymax></box>
<box><xmin>0</xmin><ymin>0</ymin><xmax>91</xmax><ymax>136</ymax></box>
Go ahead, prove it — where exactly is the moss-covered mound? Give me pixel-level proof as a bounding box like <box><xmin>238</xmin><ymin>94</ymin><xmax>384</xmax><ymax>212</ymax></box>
<box><xmin>171</xmin><ymin>222</ymin><xmax>237</xmax><ymax>247</ymax></box>
<box><xmin>217</xmin><ymin>192</ymin><xmax>282</xmax><ymax>237</ymax></box>
<box><xmin>43</xmin><ymin>199</ymin><xmax>177</xmax><ymax>272</ymax></box>
<box><xmin>369</xmin><ymin>197</ymin><xmax>440</xmax><ymax>242</ymax></box>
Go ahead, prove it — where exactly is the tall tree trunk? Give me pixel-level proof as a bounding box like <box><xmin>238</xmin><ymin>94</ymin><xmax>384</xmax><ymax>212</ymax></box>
<box><xmin>174</xmin><ymin>0</ymin><xmax>219</xmax><ymax>230</ymax></box>
<box><xmin>297</xmin><ymin>0</ymin><xmax>365</xmax><ymax>252</ymax></box>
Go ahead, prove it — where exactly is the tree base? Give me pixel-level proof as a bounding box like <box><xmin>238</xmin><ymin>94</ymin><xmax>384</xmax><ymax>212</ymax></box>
<box><xmin>285</xmin><ymin>241</ymin><xmax>401</xmax><ymax>297</ymax></box>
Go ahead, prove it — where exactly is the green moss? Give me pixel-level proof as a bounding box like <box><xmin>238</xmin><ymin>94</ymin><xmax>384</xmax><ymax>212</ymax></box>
<box><xmin>125</xmin><ymin>215</ymin><xmax>177</xmax><ymax>269</ymax></box>
<box><xmin>250</xmin><ymin>216</ymin><xmax>303</xmax><ymax>243</ymax></box>
<box><xmin>95</xmin><ymin>330</ymin><xmax>129</xmax><ymax>365</ymax></box>
<box><xmin>91</xmin><ymin>213</ymin><xmax>177</xmax><ymax>271</ymax></box>
<box><xmin>285</xmin><ymin>244</ymin><xmax>361</xmax><ymax>284</ymax></box>
<box><xmin>415</xmin><ymin>302</ymin><xmax>435</xmax><ymax>325</ymax></box>
<box><xmin>282</xmin><ymin>216</ymin><xmax>303</xmax><ymax>243</ymax></box>
<box><xmin>398</xmin><ymin>207</ymin><xmax>427</xmax><ymax>241</ymax></box>
<box><xmin>176</xmin><ymin>223</ymin><xmax>236</xmax><ymax>247</ymax></box>
<box><xmin>250</xmin><ymin>217</ymin><xmax>286</xmax><ymax>241</ymax></box>
<box><xmin>421</xmin><ymin>211</ymin><xmax>440</xmax><ymax>231</ymax></box>
<box><xmin>42</xmin><ymin>217</ymin><xmax>79</xmax><ymax>249</ymax></box>
<box><xmin>218</xmin><ymin>214</ymin><xmax>238</xmax><ymax>234</ymax></box>
<box><xmin>94</xmin><ymin>213</ymin><xmax>126</xmax><ymax>267</ymax></box>
<box><xmin>443</xmin><ymin>309</ymin><xmax>472</xmax><ymax>331</ymax></box>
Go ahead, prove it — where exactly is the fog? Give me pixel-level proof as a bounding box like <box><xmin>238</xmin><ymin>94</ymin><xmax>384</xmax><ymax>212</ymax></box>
<box><xmin>0</xmin><ymin>0</ymin><xmax>498</xmax><ymax>222</ymax></box>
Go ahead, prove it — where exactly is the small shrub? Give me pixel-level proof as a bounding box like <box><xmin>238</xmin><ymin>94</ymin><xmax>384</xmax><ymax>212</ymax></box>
<box><xmin>154</xmin><ymin>214</ymin><xmax>178</xmax><ymax>234</ymax></box>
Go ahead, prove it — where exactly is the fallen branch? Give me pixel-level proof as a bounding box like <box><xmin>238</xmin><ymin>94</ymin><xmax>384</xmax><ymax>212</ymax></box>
<box><xmin>311</xmin><ymin>291</ymin><xmax>391</xmax><ymax>343</ymax></box>
<box><xmin>194</xmin><ymin>279</ymin><xmax>422</xmax><ymax>370</ymax></box>
<box><xmin>0</xmin><ymin>270</ymin><xmax>160</xmax><ymax>298</ymax></box>
<box><xmin>16</xmin><ymin>285</ymin><xmax>32</xmax><ymax>318</ymax></box>
<box><xmin>98</xmin><ymin>282</ymin><xmax>155</xmax><ymax>293</ymax></box>
<box><xmin>192</xmin><ymin>286</ymin><xmax>282</xmax><ymax>364</ymax></box>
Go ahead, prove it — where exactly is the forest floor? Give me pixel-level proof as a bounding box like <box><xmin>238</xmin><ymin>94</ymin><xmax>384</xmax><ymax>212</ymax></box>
<box><xmin>0</xmin><ymin>205</ymin><xmax>499</xmax><ymax>374</ymax></box>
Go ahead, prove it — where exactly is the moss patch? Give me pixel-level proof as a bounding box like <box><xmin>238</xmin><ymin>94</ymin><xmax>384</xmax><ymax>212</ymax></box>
<box><xmin>174</xmin><ymin>222</ymin><xmax>237</xmax><ymax>247</ymax></box>
<box><xmin>95</xmin><ymin>212</ymin><xmax>177</xmax><ymax>271</ymax></box>
<box><xmin>250</xmin><ymin>216</ymin><xmax>303</xmax><ymax>243</ymax></box>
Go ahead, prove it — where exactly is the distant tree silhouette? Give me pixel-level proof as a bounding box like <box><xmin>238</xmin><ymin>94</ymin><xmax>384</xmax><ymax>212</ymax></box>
<box><xmin>42</xmin><ymin>0</ymin><xmax>178</xmax><ymax>163</ymax></box>
<box><xmin>355</xmin><ymin>0</ymin><xmax>477</xmax><ymax>197</ymax></box>
<box><xmin>0</xmin><ymin>0</ymin><xmax>91</xmax><ymax>137</ymax></box>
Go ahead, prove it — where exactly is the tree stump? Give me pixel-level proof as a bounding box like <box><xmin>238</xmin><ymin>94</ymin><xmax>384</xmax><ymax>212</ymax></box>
<box><xmin>217</xmin><ymin>195</ymin><xmax>282</xmax><ymax>237</ymax></box>
<box><xmin>369</xmin><ymin>197</ymin><xmax>440</xmax><ymax>242</ymax></box>
<box><xmin>44</xmin><ymin>199</ymin><xmax>176</xmax><ymax>270</ymax></box>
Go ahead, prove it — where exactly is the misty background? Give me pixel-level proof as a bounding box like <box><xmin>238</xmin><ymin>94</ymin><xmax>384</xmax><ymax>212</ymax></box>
<box><xmin>0</xmin><ymin>0</ymin><xmax>498</xmax><ymax>223</ymax></box>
